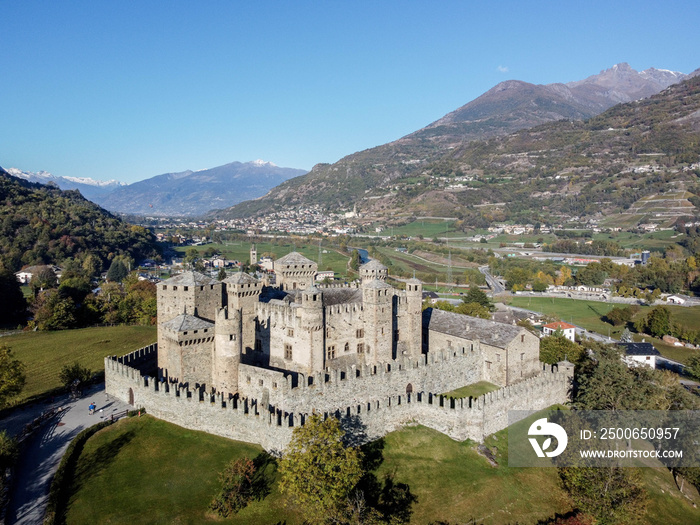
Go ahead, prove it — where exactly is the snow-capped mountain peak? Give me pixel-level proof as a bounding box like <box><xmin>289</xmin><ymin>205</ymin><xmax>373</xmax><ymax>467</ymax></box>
<box><xmin>250</xmin><ymin>159</ymin><xmax>277</xmax><ymax>167</ymax></box>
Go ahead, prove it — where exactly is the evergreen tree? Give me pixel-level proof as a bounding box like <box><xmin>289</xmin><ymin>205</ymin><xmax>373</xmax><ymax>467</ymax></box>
<box><xmin>106</xmin><ymin>259</ymin><xmax>128</xmax><ymax>283</ymax></box>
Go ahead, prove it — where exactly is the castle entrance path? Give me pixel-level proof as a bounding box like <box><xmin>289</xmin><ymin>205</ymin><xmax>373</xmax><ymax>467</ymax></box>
<box><xmin>1</xmin><ymin>383</ymin><xmax>132</xmax><ymax>525</ymax></box>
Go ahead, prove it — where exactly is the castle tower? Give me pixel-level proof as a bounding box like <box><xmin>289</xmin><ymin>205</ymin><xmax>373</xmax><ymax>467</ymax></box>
<box><xmin>213</xmin><ymin>306</ymin><xmax>243</xmax><ymax>393</ymax></box>
<box><xmin>156</xmin><ymin>271</ymin><xmax>221</xmax><ymax>325</ymax></box>
<box><xmin>362</xmin><ymin>279</ymin><xmax>394</xmax><ymax>363</ymax></box>
<box><xmin>250</xmin><ymin>244</ymin><xmax>257</xmax><ymax>266</ymax></box>
<box><xmin>223</xmin><ymin>272</ymin><xmax>262</xmax><ymax>353</ymax></box>
<box><xmin>300</xmin><ymin>285</ymin><xmax>325</xmax><ymax>374</ymax></box>
<box><xmin>274</xmin><ymin>252</ymin><xmax>318</xmax><ymax>291</ymax></box>
<box><xmin>403</xmin><ymin>277</ymin><xmax>423</xmax><ymax>358</ymax></box>
<box><xmin>158</xmin><ymin>313</ymin><xmax>215</xmax><ymax>387</ymax></box>
<box><xmin>360</xmin><ymin>259</ymin><xmax>388</xmax><ymax>284</ymax></box>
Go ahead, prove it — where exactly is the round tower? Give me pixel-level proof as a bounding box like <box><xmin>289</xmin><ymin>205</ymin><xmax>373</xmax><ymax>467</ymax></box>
<box><xmin>213</xmin><ymin>306</ymin><xmax>243</xmax><ymax>394</ymax></box>
<box><xmin>223</xmin><ymin>272</ymin><xmax>262</xmax><ymax>353</ymax></box>
<box><xmin>404</xmin><ymin>278</ymin><xmax>423</xmax><ymax>358</ymax></box>
<box><xmin>300</xmin><ymin>285</ymin><xmax>325</xmax><ymax>374</ymax></box>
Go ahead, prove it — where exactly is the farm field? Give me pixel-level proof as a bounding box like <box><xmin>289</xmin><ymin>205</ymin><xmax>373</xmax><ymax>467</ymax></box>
<box><xmin>1</xmin><ymin>325</ymin><xmax>157</xmax><ymax>405</ymax></box>
<box><xmin>506</xmin><ymin>296</ymin><xmax>700</xmax><ymax>364</ymax></box>
<box><xmin>62</xmin><ymin>412</ymin><xmax>700</xmax><ymax>524</ymax></box>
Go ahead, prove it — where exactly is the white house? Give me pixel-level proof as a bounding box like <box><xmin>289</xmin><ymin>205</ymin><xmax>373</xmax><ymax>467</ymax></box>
<box><xmin>542</xmin><ymin>321</ymin><xmax>576</xmax><ymax>342</ymax></box>
<box><xmin>617</xmin><ymin>342</ymin><xmax>660</xmax><ymax>369</ymax></box>
<box><xmin>667</xmin><ymin>295</ymin><xmax>686</xmax><ymax>305</ymax></box>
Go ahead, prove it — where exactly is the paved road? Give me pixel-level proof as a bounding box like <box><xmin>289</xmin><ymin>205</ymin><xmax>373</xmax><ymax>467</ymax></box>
<box><xmin>0</xmin><ymin>383</ymin><xmax>132</xmax><ymax>525</ymax></box>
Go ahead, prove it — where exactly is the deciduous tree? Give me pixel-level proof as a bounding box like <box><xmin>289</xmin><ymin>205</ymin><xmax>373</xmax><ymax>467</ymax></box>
<box><xmin>278</xmin><ymin>414</ymin><xmax>363</xmax><ymax>523</ymax></box>
<box><xmin>0</xmin><ymin>345</ymin><xmax>26</xmax><ymax>407</ymax></box>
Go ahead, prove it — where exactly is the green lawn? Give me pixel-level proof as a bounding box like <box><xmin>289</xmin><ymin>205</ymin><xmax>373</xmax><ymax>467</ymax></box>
<box><xmin>62</xmin><ymin>412</ymin><xmax>700</xmax><ymax>524</ymax></box>
<box><xmin>506</xmin><ymin>297</ymin><xmax>700</xmax><ymax>364</ymax></box>
<box><xmin>443</xmin><ymin>381</ymin><xmax>500</xmax><ymax>399</ymax></box>
<box><xmin>1</xmin><ymin>325</ymin><xmax>157</xmax><ymax>405</ymax></box>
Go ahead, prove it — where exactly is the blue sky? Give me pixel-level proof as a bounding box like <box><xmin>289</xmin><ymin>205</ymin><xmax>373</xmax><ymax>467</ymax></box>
<box><xmin>1</xmin><ymin>1</ymin><xmax>698</xmax><ymax>184</ymax></box>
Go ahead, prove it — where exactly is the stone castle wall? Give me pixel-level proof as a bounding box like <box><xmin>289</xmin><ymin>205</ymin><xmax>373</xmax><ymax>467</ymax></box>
<box><xmin>105</xmin><ymin>344</ymin><xmax>572</xmax><ymax>451</ymax></box>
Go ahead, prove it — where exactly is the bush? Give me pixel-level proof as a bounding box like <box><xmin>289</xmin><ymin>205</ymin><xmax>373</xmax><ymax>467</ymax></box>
<box><xmin>58</xmin><ymin>362</ymin><xmax>92</xmax><ymax>390</ymax></box>
<box><xmin>210</xmin><ymin>457</ymin><xmax>256</xmax><ymax>517</ymax></box>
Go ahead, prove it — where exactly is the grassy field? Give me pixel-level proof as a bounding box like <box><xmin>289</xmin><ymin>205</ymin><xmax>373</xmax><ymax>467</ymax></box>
<box><xmin>506</xmin><ymin>296</ymin><xmax>700</xmax><ymax>364</ymax></box>
<box><xmin>367</xmin><ymin>219</ymin><xmax>458</xmax><ymax>239</ymax></box>
<box><xmin>443</xmin><ymin>381</ymin><xmax>500</xmax><ymax>399</ymax></box>
<box><xmin>1</xmin><ymin>325</ymin><xmax>157</xmax><ymax>405</ymax></box>
<box><xmin>63</xmin><ymin>413</ymin><xmax>700</xmax><ymax>524</ymax></box>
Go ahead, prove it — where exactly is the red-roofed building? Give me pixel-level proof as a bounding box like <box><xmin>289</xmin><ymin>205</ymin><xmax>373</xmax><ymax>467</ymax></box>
<box><xmin>542</xmin><ymin>321</ymin><xmax>576</xmax><ymax>342</ymax></box>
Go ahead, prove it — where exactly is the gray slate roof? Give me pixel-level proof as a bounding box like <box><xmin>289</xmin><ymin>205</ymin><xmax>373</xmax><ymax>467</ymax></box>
<box><xmin>321</xmin><ymin>287</ymin><xmax>363</xmax><ymax>306</ymax></box>
<box><xmin>363</xmin><ymin>280</ymin><xmax>393</xmax><ymax>290</ymax></box>
<box><xmin>275</xmin><ymin>252</ymin><xmax>317</xmax><ymax>266</ymax></box>
<box><xmin>162</xmin><ymin>313</ymin><xmax>215</xmax><ymax>333</ymax></box>
<box><xmin>617</xmin><ymin>342</ymin><xmax>660</xmax><ymax>356</ymax></box>
<box><xmin>424</xmin><ymin>308</ymin><xmax>523</xmax><ymax>349</ymax></box>
<box><xmin>224</xmin><ymin>272</ymin><xmax>259</xmax><ymax>285</ymax></box>
<box><xmin>360</xmin><ymin>259</ymin><xmax>388</xmax><ymax>271</ymax></box>
<box><xmin>161</xmin><ymin>271</ymin><xmax>217</xmax><ymax>287</ymax></box>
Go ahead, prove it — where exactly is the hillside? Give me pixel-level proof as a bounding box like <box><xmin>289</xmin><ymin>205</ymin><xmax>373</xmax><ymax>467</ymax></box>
<box><xmin>0</xmin><ymin>169</ymin><xmax>159</xmax><ymax>272</ymax></box>
<box><xmin>220</xmin><ymin>64</ymin><xmax>695</xmax><ymax>220</ymax></box>
<box><xmin>93</xmin><ymin>161</ymin><xmax>307</xmax><ymax>216</ymax></box>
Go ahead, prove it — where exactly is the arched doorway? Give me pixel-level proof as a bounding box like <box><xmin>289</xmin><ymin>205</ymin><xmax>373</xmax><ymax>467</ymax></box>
<box><xmin>128</xmin><ymin>388</ymin><xmax>134</xmax><ymax>406</ymax></box>
<box><xmin>406</xmin><ymin>383</ymin><xmax>413</xmax><ymax>394</ymax></box>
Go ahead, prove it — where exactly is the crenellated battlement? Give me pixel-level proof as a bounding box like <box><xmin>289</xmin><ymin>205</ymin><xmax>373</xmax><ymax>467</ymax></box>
<box><xmin>105</xmin><ymin>348</ymin><xmax>572</xmax><ymax>449</ymax></box>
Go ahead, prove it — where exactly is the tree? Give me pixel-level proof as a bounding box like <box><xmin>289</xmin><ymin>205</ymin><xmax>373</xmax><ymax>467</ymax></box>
<box><xmin>58</xmin><ymin>362</ymin><xmax>92</xmax><ymax>390</ymax></box>
<box><xmin>540</xmin><ymin>335</ymin><xmax>585</xmax><ymax>365</ymax></box>
<box><xmin>0</xmin><ymin>268</ymin><xmax>27</xmax><ymax>326</ymax></box>
<box><xmin>217</xmin><ymin>267</ymin><xmax>227</xmax><ymax>281</ymax></box>
<box><xmin>454</xmin><ymin>302</ymin><xmax>491</xmax><ymax>319</ymax></box>
<box><xmin>634</xmin><ymin>306</ymin><xmax>671</xmax><ymax>338</ymax></box>
<box><xmin>210</xmin><ymin>457</ymin><xmax>256</xmax><ymax>517</ymax></box>
<box><xmin>686</xmin><ymin>354</ymin><xmax>700</xmax><ymax>382</ymax></box>
<box><xmin>559</xmin><ymin>466</ymin><xmax>648</xmax><ymax>524</ymax></box>
<box><xmin>106</xmin><ymin>259</ymin><xmax>128</xmax><ymax>283</ymax></box>
<box><xmin>350</xmin><ymin>250</ymin><xmax>362</xmax><ymax>272</ymax></box>
<box><xmin>278</xmin><ymin>414</ymin><xmax>363</xmax><ymax>523</ymax></box>
<box><xmin>0</xmin><ymin>345</ymin><xmax>26</xmax><ymax>407</ymax></box>
<box><xmin>461</xmin><ymin>286</ymin><xmax>494</xmax><ymax>310</ymax></box>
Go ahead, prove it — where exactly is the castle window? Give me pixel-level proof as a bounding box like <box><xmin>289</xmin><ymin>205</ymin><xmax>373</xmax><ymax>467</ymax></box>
<box><xmin>229</xmin><ymin>334</ymin><xmax>235</xmax><ymax>341</ymax></box>
<box><xmin>162</xmin><ymin>285</ymin><xmax>167</xmax><ymax>290</ymax></box>
<box><xmin>357</xmin><ymin>343</ymin><xmax>365</xmax><ymax>353</ymax></box>
<box><xmin>285</xmin><ymin>344</ymin><xmax>292</xmax><ymax>360</ymax></box>
<box><xmin>521</xmin><ymin>334</ymin><xmax>525</xmax><ymax>343</ymax></box>
<box><xmin>327</xmin><ymin>345</ymin><xmax>336</xmax><ymax>359</ymax></box>
<box><xmin>486</xmin><ymin>361</ymin><xmax>491</xmax><ymax>369</ymax></box>
<box><xmin>496</xmin><ymin>353</ymin><xmax>501</xmax><ymax>362</ymax></box>
<box><xmin>259</xmin><ymin>379</ymin><xmax>264</xmax><ymax>386</ymax></box>
<box><xmin>183</xmin><ymin>331</ymin><xmax>188</xmax><ymax>335</ymax></box>
<box><xmin>521</xmin><ymin>353</ymin><xmax>525</xmax><ymax>361</ymax></box>
<box><xmin>344</xmin><ymin>342</ymin><xmax>349</xmax><ymax>352</ymax></box>
<box><xmin>194</xmin><ymin>330</ymin><xmax>198</xmax><ymax>334</ymax></box>
<box><xmin>173</xmin><ymin>286</ymin><xmax>177</xmax><ymax>290</ymax></box>
<box><xmin>356</xmin><ymin>328</ymin><xmax>364</xmax><ymax>338</ymax></box>
<box><xmin>184</xmin><ymin>286</ymin><xmax>188</xmax><ymax>291</ymax></box>
<box><xmin>247</xmin><ymin>376</ymin><xmax>251</xmax><ymax>383</ymax></box>
<box><xmin>287</xmin><ymin>328</ymin><xmax>294</xmax><ymax>337</ymax></box>
<box><xmin>447</xmin><ymin>340</ymin><xmax>452</xmax><ymax>348</ymax></box>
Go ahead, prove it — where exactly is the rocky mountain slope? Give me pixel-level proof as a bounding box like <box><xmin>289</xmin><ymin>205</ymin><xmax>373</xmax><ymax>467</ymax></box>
<box><xmin>93</xmin><ymin>160</ymin><xmax>306</xmax><ymax>217</ymax></box>
<box><xmin>220</xmin><ymin>64</ymin><xmax>694</xmax><ymax>220</ymax></box>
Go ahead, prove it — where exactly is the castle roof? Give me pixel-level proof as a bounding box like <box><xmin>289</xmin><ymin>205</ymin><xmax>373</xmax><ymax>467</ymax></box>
<box><xmin>363</xmin><ymin>279</ymin><xmax>393</xmax><ymax>289</ymax></box>
<box><xmin>223</xmin><ymin>272</ymin><xmax>259</xmax><ymax>285</ymax></box>
<box><xmin>162</xmin><ymin>313</ymin><xmax>215</xmax><ymax>333</ymax></box>
<box><xmin>360</xmin><ymin>259</ymin><xmax>387</xmax><ymax>271</ymax></box>
<box><xmin>321</xmin><ymin>287</ymin><xmax>363</xmax><ymax>306</ymax></box>
<box><xmin>161</xmin><ymin>271</ymin><xmax>217</xmax><ymax>287</ymax></box>
<box><xmin>406</xmin><ymin>277</ymin><xmax>422</xmax><ymax>285</ymax></box>
<box><xmin>423</xmin><ymin>308</ymin><xmax>524</xmax><ymax>349</ymax></box>
<box><xmin>275</xmin><ymin>251</ymin><xmax>317</xmax><ymax>267</ymax></box>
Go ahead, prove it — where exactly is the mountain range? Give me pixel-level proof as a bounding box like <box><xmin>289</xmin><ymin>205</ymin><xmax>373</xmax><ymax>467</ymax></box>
<box><xmin>221</xmin><ymin>63</ymin><xmax>697</xmax><ymax>220</ymax></box>
<box><xmin>8</xmin><ymin>161</ymin><xmax>307</xmax><ymax>217</ymax></box>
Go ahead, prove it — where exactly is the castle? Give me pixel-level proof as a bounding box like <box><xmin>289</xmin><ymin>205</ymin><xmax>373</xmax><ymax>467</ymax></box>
<box><xmin>105</xmin><ymin>251</ymin><xmax>573</xmax><ymax>451</ymax></box>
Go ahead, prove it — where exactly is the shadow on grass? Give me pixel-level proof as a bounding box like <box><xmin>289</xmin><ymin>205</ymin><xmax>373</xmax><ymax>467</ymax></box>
<box><xmin>355</xmin><ymin>437</ymin><xmax>418</xmax><ymax>524</ymax></box>
<box><xmin>251</xmin><ymin>451</ymin><xmax>277</xmax><ymax>502</ymax></box>
<box><xmin>70</xmin><ymin>429</ymin><xmax>136</xmax><ymax>494</ymax></box>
